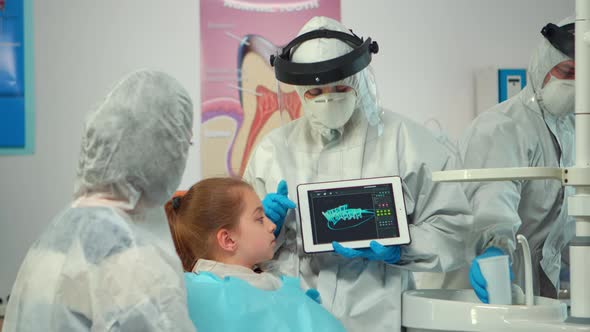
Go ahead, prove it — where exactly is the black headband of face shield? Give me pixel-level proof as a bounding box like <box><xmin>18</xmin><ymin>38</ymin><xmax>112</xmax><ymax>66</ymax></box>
<box><xmin>269</xmin><ymin>29</ymin><xmax>379</xmax><ymax>85</ymax></box>
<box><xmin>541</xmin><ymin>23</ymin><xmax>575</xmax><ymax>59</ymax></box>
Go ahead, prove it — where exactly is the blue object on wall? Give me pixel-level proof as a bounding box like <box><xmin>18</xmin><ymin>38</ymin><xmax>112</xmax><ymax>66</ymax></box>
<box><xmin>0</xmin><ymin>0</ymin><xmax>34</xmax><ymax>154</ymax></box>
<box><xmin>0</xmin><ymin>97</ymin><xmax>24</xmax><ymax>146</ymax></box>
<box><xmin>498</xmin><ymin>69</ymin><xmax>526</xmax><ymax>103</ymax></box>
<box><xmin>0</xmin><ymin>0</ymin><xmax>24</xmax><ymax>96</ymax></box>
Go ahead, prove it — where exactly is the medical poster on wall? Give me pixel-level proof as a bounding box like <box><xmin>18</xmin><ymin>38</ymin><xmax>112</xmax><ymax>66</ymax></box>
<box><xmin>199</xmin><ymin>0</ymin><xmax>340</xmax><ymax>177</ymax></box>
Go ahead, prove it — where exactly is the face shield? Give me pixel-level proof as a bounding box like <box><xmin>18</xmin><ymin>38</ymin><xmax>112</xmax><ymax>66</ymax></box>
<box><xmin>269</xmin><ymin>28</ymin><xmax>383</xmax><ymax>154</ymax></box>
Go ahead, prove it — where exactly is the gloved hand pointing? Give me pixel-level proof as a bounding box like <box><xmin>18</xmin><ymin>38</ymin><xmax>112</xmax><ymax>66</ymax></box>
<box><xmin>262</xmin><ymin>180</ymin><xmax>296</xmax><ymax>236</ymax></box>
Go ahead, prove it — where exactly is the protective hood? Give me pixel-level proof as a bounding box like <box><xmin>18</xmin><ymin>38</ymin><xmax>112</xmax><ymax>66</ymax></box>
<box><xmin>287</xmin><ymin>16</ymin><xmax>381</xmax><ymax>133</ymax></box>
<box><xmin>526</xmin><ymin>16</ymin><xmax>574</xmax><ymax>116</ymax></box>
<box><xmin>74</xmin><ymin>70</ymin><xmax>193</xmax><ymax>212</ymax></box>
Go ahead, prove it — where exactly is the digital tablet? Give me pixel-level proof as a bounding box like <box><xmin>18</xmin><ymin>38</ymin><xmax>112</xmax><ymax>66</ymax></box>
<box><xmin>296</xmin><ymin>176</ymin><xmax>411</xmax><ymax>254</ymax></box>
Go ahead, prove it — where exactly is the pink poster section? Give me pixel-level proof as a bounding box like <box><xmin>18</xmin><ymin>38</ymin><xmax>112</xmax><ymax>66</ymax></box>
<box><xmin>200</xmin><ymin>0</ymin><xmax>340</xmax><ymax>177</ymax></box>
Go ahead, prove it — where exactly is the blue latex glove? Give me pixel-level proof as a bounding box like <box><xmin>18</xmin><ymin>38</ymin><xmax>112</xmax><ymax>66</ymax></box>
<box><xmin>332</xmin><ymin>240</ymin><xmax>401</xmax><ymax>264</ymax></box>
<box><xmin>470</xmin><ymin>246</ymin><xmax>514</xmax><ymax>303</ymax></box>
<box><xmin>262</xmin><ymin>180</ymin><xmax>296</xmax><ymax>236</ymax></box>
<box><xmin>305</xmin><ymin>288</ymin><xmax>321</xmax><ymax>304</ymax></box>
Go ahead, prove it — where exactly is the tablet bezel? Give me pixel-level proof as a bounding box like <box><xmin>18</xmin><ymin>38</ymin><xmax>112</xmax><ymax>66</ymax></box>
<box><xmin>296</xmin><ymin>176</ymin><xmax>411</xmax><ymax>254</ymax></box>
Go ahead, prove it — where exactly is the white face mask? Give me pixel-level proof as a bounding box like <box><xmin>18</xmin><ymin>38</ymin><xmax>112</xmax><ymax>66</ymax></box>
<box><xmin>303</xmin><ymin>91</ymin><xmax>357</xmax><ymax>129</ymax></box>
<box><xmin>540</xmin><ymin>76</ymin><xmax>575</xmax><ymax>116</ymax></box>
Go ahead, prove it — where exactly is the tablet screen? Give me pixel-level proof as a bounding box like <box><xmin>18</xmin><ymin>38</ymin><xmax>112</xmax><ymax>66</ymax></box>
<box><xmin>307</xmin><ymin>183</ymin><xmax>400</xmax><ymax>245</ymax></box>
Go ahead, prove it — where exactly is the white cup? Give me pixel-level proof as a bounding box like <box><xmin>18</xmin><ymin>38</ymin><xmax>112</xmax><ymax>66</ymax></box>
<box><xmin>478</xmin><ymin>255</ymin><xmax>512</xmax><ymax>305</ymax></box>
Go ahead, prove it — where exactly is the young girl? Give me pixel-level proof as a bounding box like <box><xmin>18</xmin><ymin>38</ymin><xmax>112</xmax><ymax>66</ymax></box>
<box><xmin>165</xmin><ymin>177</ymin><xmax>345</xmax><ymax>332</ymax></box>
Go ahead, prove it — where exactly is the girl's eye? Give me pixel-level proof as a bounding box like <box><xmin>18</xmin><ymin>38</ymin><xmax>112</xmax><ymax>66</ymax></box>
<box><xmin>257</xmin><ymin>217</ymin><xmax>264</xmax><ymax>224</ymax></box>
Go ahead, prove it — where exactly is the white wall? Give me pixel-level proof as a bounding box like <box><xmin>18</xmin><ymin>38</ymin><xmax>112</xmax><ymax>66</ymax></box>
<box><xmin>0</xmin><ymin>0</ymin><xmax>574</xmax><ymax>301</ymax></box>
<box><xmin>344</xmin><ymin>0</ymin><xmax>574</xmax><ymax>138</ymax></box>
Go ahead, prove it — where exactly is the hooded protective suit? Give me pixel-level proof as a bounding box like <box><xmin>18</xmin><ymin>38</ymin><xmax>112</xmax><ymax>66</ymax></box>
<box><xmin>462</xmin><ymin>17</ymin><xmax>575</xmax><ymax>297</ymax></box>
<box><xmin>244</xmin><ymin>16</ymin><xmax>473</xmax><ymax>331</ymax></box>
<box><xmin>418</xmin><ymin>17</ymin><xmax>576</xmax><ymax>297</ymax></box>
<box><xmin>3</xmin><ymin>70</ymin><xmax>197</xmax><ymax>331</ymax></box>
